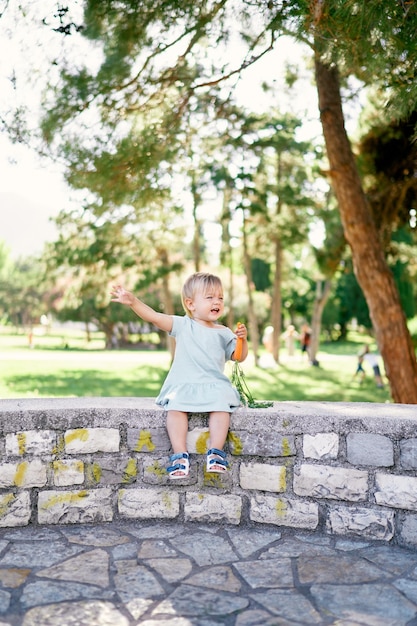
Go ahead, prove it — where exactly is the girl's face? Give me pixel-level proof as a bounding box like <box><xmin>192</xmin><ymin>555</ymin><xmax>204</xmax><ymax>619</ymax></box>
<box><xmin>185</xmin><ymin>287</ymin><xmax>224</xmax><ymax>325</ymax></box>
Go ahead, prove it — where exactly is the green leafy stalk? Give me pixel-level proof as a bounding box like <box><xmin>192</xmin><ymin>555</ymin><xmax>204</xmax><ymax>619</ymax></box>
<box><xmin>231</xmin><ymin>361</ymin><xmax>273</xmax><ymax>409</ymax></box>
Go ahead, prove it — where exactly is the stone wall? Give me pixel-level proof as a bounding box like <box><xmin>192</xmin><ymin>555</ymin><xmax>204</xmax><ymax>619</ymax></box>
<box><xmin>1</xmin><ymin>398</ymin><xmax>417</xmax><ymax>547</ymax></box>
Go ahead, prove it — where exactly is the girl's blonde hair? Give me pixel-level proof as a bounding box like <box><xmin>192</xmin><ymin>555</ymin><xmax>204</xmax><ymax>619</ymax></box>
<box><xmin>181</xmin><ymin>272</ymin><xmax>223</xmax><ymax>317</ymax></box>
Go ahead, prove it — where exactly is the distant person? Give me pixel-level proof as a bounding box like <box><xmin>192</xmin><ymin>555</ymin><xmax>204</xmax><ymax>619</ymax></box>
<box><xmin>352</xmin><ymin>349</ymin><xmax>366</xmax><ymax>383</ymax></box>
<box><xmin>281</xmin><ymin>324</ymin><xmax>299</xmax><ymax>357</ymax></box>
<box><xmin>363</xmin><ymin>345</ymin><xmax>384</xmax><ymax>388</ymax></box>
<box><xmin>260</xmin><ymin>325</ymin><xmax>277</xmax><ymax>368</ymax></box>
<box><xmin>111</xmin><ymin>272</ymin><xmax>248</xmax><ymax>479</ymax></box>
<box><xmin>262</xmin><ymin>325</ymin><xmax>274</xmax><ymax>354</ymax></box>
<box><xmin>300</xmin><ymin>323</ymin><xmax>311</xmax><ymax>360</ymax></box>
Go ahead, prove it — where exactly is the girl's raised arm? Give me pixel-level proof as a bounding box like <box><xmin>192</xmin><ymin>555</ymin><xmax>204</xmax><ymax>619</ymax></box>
<box><xmin>110</xmin><ymin>285</ymin><xmax>173</xmax><ymax>333</ymax></box>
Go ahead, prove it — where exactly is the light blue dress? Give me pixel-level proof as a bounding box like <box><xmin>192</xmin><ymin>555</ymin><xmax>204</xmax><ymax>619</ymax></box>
<box><xmin>155</xmin><ymin>315</ymin><xmax>241</xmax><ymax>413</ymax></box>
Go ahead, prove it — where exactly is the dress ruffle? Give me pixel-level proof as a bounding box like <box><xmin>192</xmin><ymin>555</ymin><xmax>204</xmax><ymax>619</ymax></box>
<box><xmin>156</xmin><ymin>381</ymin><xmax>240</xmax><ymax>413</ymax></box>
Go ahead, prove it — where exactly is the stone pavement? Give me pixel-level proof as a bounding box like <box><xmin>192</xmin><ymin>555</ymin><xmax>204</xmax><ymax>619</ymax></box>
<box><xmin>1</xmin><ymin>522</ymin><xmax>417</xmax><ymax>625</ymax></box>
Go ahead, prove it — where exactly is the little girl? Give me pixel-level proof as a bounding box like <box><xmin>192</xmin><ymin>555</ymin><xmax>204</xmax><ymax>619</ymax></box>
<box><xmin>110</xmin><ymin>272</ymin><xmax>248</xmax><ymax>479</ymax></box>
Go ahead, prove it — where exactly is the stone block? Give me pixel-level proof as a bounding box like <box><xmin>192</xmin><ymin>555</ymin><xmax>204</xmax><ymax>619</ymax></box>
<box><xmin>250</xmin><ymin>494</ymin><xmax>318</xmax><ymax>529</ymax></box>
<box><xmin>6</xmin><ymin>430</ymin><xmax>57</xmax><ymax>456</ymax></box>
<box><xmin>118</xmin><ymin>488</ymin><xmax>180</xmax><ymax>520</ymax></box>
<box><xmin>184</xmin><ymin>492</ymin><xmax>242</xmax><ymax>525</ymax></box>
<box><xmin>0</xmin><ymin>460</ymin><xmax>47</xmax><ymax>488</ymax></box>
<box><xmin>64</xmin><ymin>428</ymin><xmax>120</xmax><ymax>454</ymax></box>
<box><xmin>400</xmin><ymin>439</ymin><xmax>417</xmax><ymax>470</ymax></box>
<box><xmin>229</xmin><ymin>431</ymin><xmax>295</xmax><ymax>457</ymax></box>
<box><xmin>38</xmin><ymin>488</ymin><xmax>113</xmax><ymax>525</ymax></box>
<box><xmin>326</xmin><ymin>504</ymin><xmax>394</xmax><ymax>541</ymax></box>
<box><xmin>293</xmin><ymin>464</ymin><xmax>368</xmax><ymax>502</ymax></box>
<box><xmin>240</xmin><ymin>462</ymin><xmax>286</xmax><ymax>492</ymax></box>
<box><xmin>399</xmin><ymin>514</ymin><xmax>417</xmax><ymax>546</ymax></box>
<box><xmin>303</xmin><ymin>433</ymin><xmax>339</xmax><ymax>460</ymax></box>
<box><xmin>127</xmin><ymin>427</ymin><xmax>170</xmax><ymax>452</ymax></box>
<box><xmin>0</xmin><ymin>492</ymin><xmax>31</xmax><ymax>527</ymax></box>
<box><xmin>85</xmin><ymin>456</ymin><xmax>138</xmax><ymax>486</ymax></box>
<box><xmin>375</xmin><ymin>473</ymin><xmax>417</xmax><ymax>511</ymax></box>
<box><xmin>52</xmin><ymin>459</ymin><xmax>84</xmax><ymax>487</ymax></box>
<box><xmin>346</xmin><ymin>433</ymin><xmax>393</xmax><ymax>467</ymax></box>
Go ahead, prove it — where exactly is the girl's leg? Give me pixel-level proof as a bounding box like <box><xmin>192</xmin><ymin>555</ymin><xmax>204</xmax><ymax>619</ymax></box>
<box><xmin>207</xmin><ymin>411</ymin><xmax>231</xmax><ymax>473</ymax></box>
<box><xmin>166</xmin><ymin>410</ymin><xmax>189</xmax><ymax>454</ymax></box>
<box><xmin>208</xmin><ymin>411</ymin><xmax>230</xmax><ymax>450</ymax></box>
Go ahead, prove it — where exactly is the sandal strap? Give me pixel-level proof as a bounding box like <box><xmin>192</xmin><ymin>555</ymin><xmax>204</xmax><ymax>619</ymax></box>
<box><xmin>169</xmin><ymin>452</ymin><xmax>189</xmax><ymax>462</ymax></box>
<box><xmin>207</xmin><ymin>448</ymin><xmax>226</xmax><ymax>459</ymax></box>
<box><xmin>207</xmin><ymin>448</ymin><xmax>228</xmax><ymax>469</ymax></box>
<box><xmin>167</xmin><ymin>452</ymin><xmax>189</xmax><ymax>474</ymax></box>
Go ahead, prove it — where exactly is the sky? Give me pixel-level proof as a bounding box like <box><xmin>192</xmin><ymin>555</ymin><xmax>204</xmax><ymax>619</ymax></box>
<box><xmin>0</xmin><ymin>5</ymin><xmax>321</xmax><ymax>260</ymax></box>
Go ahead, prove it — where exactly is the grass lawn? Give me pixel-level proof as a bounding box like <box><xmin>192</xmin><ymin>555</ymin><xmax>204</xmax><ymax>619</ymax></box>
<box><xmin>0</xmin><ymin>326</ymin><xmax>392</xmax><ymax>403</ymax></box>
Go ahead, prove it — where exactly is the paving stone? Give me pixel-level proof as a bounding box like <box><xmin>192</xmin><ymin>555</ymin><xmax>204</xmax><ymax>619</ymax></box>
<box><xmin>250</xmin><ymin>589</ymin><xmax>323</xmax><ymax>623</ymax></box>
<box><xmin>138</xmin><ymin>539</ymin><xmax>178</xmax><ymax>558</ymax></box>
<box><xmin>21</xmin><ymin>600</ymin><xmax>129</xmax><ymax>626</ymax></box>
<box><xmin>169</xmin><ymin>531</ymin><xmax>238</xmax><ymax>566</ymax></box>
<box><xmin>259</xmin><ymin>537</ymin><xmax>336</xmax><ymax>559</ymax></box>
<box><xmin>236</xmin><ymin>610</ymin><xmax>293</xmax><ymax>626</ymax></box>
<box><xmin>297</xmin><ymin>554</ymin><xmax>389</xmax><ymax>584</ymax></box>
<box><xmin>20</xmin><ymin>581</ymin><xmax>114</xmax><ymax>609</ymax></box>
<box><xmin>310</xmin><ymin>582</ymin><xmax>417</xmax><ymax>624</ymax></box>
<box><xmin>185</xmin><ymin>565</ymin><xmax>242</xmax><ymax>592</ymax></box>
<box><xmin>36</xmin><ymin>548</ymin><xmax>110</xmax><ymax>588</ymax></box>
<box><xmin>151</xmin><ymin>584</ymin><xmax>249</xmax><ymax>617</ymax></box>
<box><xmin>0</xmin><ymin>541</ymin><xmax>84</xmax><ymax>568</ymax></box>
<box><xmin>61</xmin><ymin>526</ymin><xmax>130</xmax><ymax>547</ymax></box>
<box><xmin>0</xmin><ymin>590</ymin><xmax>10</xmax><ymax>613</ymax></box>
<box><xmin>2</xmin><ymin>528</ymin><xmax>62</xmax><ymax>542</ymax></box>
<box><xmin>122</xmin><ymin>523</ymin><xmax>184</xmax><ymax>540</ymax></box>
<box><xmin>358</xmin><ymin>545</ymin><xmax>417</xmax><ymax>576</ymax></box>
<box><xmin>226</xmin><ymin>528</ymin><xmax>281</xmax><ymax>558</ymax></box>
<box><xmin>233</xmin><ymin>558</ymin><xmax>293</xmax><ymax>588</ymax></box>
<box><xmin>145</xmin><ymin>558</ymin><xmax>192</xmax><ymax>583</ymax></box>
<box><xmin>0</xmin><ymin>567</ymin><xmax>31</xmax><ymax>588</ymax></box>
<box><xmin>114</xmin><ymin>560</ymin><xmax>164</xmax><ymax>601</ymax></box>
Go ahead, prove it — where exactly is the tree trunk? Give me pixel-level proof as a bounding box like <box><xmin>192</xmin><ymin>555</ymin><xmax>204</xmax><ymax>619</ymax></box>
<box><xmin>314</xmin><ymin>56</ymin><xmax>417</xmax><ymax>403</ymax></box>
<box><xmin>242</xmin><ymin>213</ymin><xmax>260</xmax><ymax>366</ymax></box>
<box><xmin>270</xmin><ymin>237</ymin><xmax>282</xmax><ymax>364</ymax></box>
<box><xmin>309</xmin><ymin>279</ymin><xmax>332</xmax><ymax>364</ymax></box>
<box><xmin>157</xmin><ymin>247</ymin><xmax>176</xmax><ymax>360</ymax></box>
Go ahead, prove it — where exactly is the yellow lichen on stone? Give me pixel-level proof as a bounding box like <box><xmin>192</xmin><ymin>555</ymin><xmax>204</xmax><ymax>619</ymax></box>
<box><xmin>65</xmin><ymin>429</ymin><xmax>89</xmax><ymax>446</ymax></box>
<box><xmin>278</xmin><ymin>466</ymin><xmax>287</xmax><ymax>492</ymax></box>
<box><xmin>196</xmin><ymin>431</ymin><xmax>210</xmax><ymax>454</ymax></box>
<box><xmin>275</xmin><ymin>498</ymin><xmax>287</xmax><ymax>517</ymax></box>
<box><xmin>86</xmin><ymin>463</ymin><xmax>102</xmax><ymax>483</ymax></box>
<box><xmin>16</xmin><ymin>433</ymin><xmax>26</xmax><ymax>456</ymax></box>
<box><xmin>135</xmin><ymin>430</ymin><xmax>156</xmax><ymax>452</ymax></box>
<box><xmin>203</xmin><ymin>471</ymin><xmax>224</xmax><ymax>487</ymax></box>
<box><xmin>228</xmin><ymin>431</ymin><xmax>243</xmax><ymax>455</ymax></box>
<box><xmin>162</xmin><ymin>491</ymin><xmax>174</xmax><ymax>509</ymax></box>
<box><xmin>122</xmin><ymin>459</ymin><xmax>137</xmax><ymax>483</ymax></box>
<box><xmin>52</xmin><ymin>436</ymin><xmax>65</xmax><ymax>456</ymax></box>
<box><xmin>0</xmin><ymin>494</ymin><xmax>15</xmax><ymax>518</ymax></box>
<box><xmin>146</xmin><ymin>461</ymin><xmax>167</xmax><ymax>477</ymax></box>
<box><xmin>282</xmin><ymin>437</ymin><xmax>292</xmax><ymax>457</ymax></box>
<box><xmin>14</xmin><ymin>462</ymin><xmax>28</xmax><ymax>487</ymax></box>
<box><xmin>40</xmin><ymin>490</ymin><xmax>89</xmax><ymax>510</ymax></box>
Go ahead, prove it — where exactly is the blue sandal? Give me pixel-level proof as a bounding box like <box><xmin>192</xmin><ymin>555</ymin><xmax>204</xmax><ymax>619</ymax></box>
<box><xmin>167</xmin><ymin>452</ymin><xmax>189</xmax><ymax>479</ymax></box>
<box><xmin>206</xmin><ymin>448</ymin><xmax>228</xmax><ymax>473</ymax></box>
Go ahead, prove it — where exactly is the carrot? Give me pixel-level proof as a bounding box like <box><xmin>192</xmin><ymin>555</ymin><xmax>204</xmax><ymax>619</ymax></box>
<box><xmin>234</xmin><ymin>322</ymin><xmax>244</xmax><ymax>362</ymax></box>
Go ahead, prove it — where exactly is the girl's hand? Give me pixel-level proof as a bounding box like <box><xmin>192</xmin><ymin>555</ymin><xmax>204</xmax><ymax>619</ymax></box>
<box><xmin>235</xmin><ymin>322</ymin><xmax>248</xmax><ymax>340</ymax></box>
<box><xmin>110</xmin><ymin>285</ymin><xmax>134</xmax><ymax>305</ymax></box>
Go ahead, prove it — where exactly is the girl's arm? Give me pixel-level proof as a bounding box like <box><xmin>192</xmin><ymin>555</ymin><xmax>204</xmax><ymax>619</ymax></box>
<box><xmin>110</xmin><ymin>285</ymin><xmax>173</xmax><ymax>333</ymax></box>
